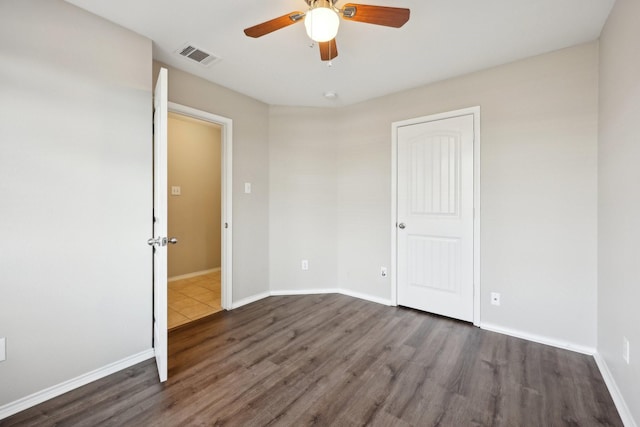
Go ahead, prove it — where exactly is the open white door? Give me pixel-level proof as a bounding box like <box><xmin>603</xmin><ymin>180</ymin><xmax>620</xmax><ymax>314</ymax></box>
<box><xmin>149</xmin><ymin>67</ymin><xmax>168</xmax><ymax>382</ymax></box>
<box><xmin>396</xmin><ymin>112</ymin><xmax>475</xmax><ymax>322</ymax></box>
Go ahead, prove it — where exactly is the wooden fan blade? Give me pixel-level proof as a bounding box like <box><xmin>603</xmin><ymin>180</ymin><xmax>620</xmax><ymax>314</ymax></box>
<box><xmin>319</xmin><ymin>39</ymin><xmax>338</xmax><ymax>61</ymax></box>
<box><xmin>341</xmin><ymin>3</ymin><xmax>410</xmax><ymax>28</ymax></box>
<box><xmin>244</xmin><ymin>11</ymin><xmax>304</xmax><ymax>38</ymax></box>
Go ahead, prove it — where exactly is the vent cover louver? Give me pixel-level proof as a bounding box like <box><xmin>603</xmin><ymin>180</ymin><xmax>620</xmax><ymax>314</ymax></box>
<box><xmin>176</xmin><ymin>44</ymin><xmax>220</xmax><ymax>66</ymax></box>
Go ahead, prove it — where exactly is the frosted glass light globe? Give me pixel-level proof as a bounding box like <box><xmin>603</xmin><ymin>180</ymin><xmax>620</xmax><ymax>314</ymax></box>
<box><xmin>304</xmin><ymin>7</ymin><xmax>340</xmax><ymax>42</ymax></box>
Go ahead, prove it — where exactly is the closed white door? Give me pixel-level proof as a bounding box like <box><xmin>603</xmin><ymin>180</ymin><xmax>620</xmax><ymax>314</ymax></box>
<box><xmin>150</xmin><ymin>68</ymin><xmax>168</xmax><ymax>382</ymax></box>
<box><xmin>396</xmin><ymin>114</ymin><xmax>474</xmax><ymax>322</ymax></box>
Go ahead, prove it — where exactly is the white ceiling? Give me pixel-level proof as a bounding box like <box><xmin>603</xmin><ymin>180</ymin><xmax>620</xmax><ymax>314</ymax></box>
<box><xmin>65</xmin><ymin>0</ymin><xmax>614</xmax><ymax>107</ymax></box>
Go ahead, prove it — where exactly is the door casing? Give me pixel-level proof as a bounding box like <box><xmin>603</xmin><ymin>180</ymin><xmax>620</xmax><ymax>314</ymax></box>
<box><xmin>391</xmin><ymin>106</ymin><xmax>481</xmax><ymax>326</ymax></box>
<box><xmin>168</xmin><ymin>102</ymin><xmax>233</xmax><ymax>310</ymax></box>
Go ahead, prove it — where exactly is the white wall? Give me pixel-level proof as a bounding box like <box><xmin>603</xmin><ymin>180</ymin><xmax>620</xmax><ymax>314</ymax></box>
<box><xmin>0</xmin><ymin>0</ymin><xmax>152</xmax><ymax>407</ymax></box>
<box><xmin>270</xmin><ymin>43</ymin><xmax>599</xmax><ymax>350</ymax></box>
<box><xmin>153</xmin><ymin>62</ymin><xmax>270</xmax><ymax>302</ymax></box>
<box><xmin>598</xmin><ymin>0</ymin><xmax>640</xmax><ymax>422</ymax></box>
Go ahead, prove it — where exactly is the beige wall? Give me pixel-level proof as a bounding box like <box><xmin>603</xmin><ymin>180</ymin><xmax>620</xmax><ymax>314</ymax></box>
<box><xmin>4</xmin><ymin>0</ymin><xmax>631</xmax><ymax>419</ymax></box>
<box><xmin>153</xmin><ymin>61</ymin><xmax>270</xmax><ymax>302</ymax></box>
<box><xmin>269</xmin><ymin>107</ymin><xmax>340</xmax><ymax>291</ymax></box>
<box><xmin>598</xmin><ymin>0</ymin><xmax>640</xmax><ymax>422</ymax></box>
<box><xmin>2</xmin><ymin>0</ymin><xmax>629</xmax><ymax>417</ymax></box>
<box><xmin>0</xmin><ymin>0</ymin><xmax>152</xmax><ymax>408</ymax></box>
<box><xmin>168</xmin><ymin>113</ymin><xmax>221</xmax><ymax>277</ymax></box>
<box><xmin>269</xmin><ymin>42</ymin><xmax>599</xmax><ymax>350</ymax></box>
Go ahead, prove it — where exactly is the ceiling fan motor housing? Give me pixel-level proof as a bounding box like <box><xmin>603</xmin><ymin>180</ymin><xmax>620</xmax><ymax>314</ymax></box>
<box><xmin>305</xmin><ymin>0</ymin><xmax>339</xmax><ymax>7</ymax></box>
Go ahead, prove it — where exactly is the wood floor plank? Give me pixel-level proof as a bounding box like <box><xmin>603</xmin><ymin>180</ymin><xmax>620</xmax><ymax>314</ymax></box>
<box><xmin>2</xmin><ymin>294</ymin><xmax>623</xmax><ymax>427</ymax></box>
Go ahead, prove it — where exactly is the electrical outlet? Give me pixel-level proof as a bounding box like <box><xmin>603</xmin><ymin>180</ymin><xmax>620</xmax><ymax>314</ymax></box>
<box><xmin>623</xmin><ymin>336</ymin><xmax>630</xmax><ymax>364</ymax></box>
<box><xmin>490</xmin><ymin>292</ymin><xmax>501</xmax><ymax>306</ymax></box>
<box><xmin>301</xmin><ymin>259</ymin><xmax>309</xmax><ymax>271</ymax></box>
<box><xmin>0</xmin><ymin>337</ymin><xmax>5</xmax><ymax>362</ymax></box>
<box><xmin>380</xmin><ymin>267</ymin><xmax>387</xmax><ymax>277</ymax></box>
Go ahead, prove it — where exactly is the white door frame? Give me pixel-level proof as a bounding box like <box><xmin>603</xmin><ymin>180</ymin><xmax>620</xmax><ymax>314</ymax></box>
<box><xmin>391</xmin><ymin>106</ymin><xmax>481</xmax><ymax>326</ymax></box>
<box><xmin>168</xmin><ymin>102</ymin><xmax>233</xmax><ymax>310</ymax></box>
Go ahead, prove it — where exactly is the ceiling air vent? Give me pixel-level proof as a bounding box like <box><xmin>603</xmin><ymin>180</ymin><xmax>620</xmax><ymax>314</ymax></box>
<box><xmin>176</xmin><ymin>44</ymin><xmax>220</xmax><ymax>67</ymax></box>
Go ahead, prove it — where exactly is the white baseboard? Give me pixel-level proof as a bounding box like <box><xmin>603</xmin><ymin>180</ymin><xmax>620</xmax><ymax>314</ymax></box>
<box><xmin>231</xmin><ymin>289</ymin><xmax>392</xmax><ymax>310</ymax></box>
<box><xmin>338</xmin><ymin>288</ymin><xmax>393</xmax><ymax>306</ymax></box>
<box><xmin>270</xmin><ymin>288</ymin><xmax>340</xmax><ymax>296</ymax></box>
<box><xmin>231</xmin><ymin>291</ymin><xmax>271</xmax><ymax>309</ymax></box>
<box><xmin>594</xmin><ymin>352</ymin><xmax>638</xmax><ymax>427</ymax></box>
<box><xmin>0</xmin><ymin>349</ymin><xmax>154</xmax><ymax>421</ymax></box>
<box><xmin>269</xmin><ymin>288</ymin><xmax>392</xmax><ymax>306</ymax></box>
<box><xmin>168</xmin><ymin>267</ymin><xmax>220</xmax><ymax>282</ymax></box>
<box><xmin>480</xmin><ymin>322</ymin><xmax>596</xmax><ymax>355</ymax></box>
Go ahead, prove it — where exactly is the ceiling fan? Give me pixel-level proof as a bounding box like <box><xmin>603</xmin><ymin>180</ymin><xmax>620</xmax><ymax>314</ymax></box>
<box><xmin>244</xmin><ymin>0</ymin><xmax>410</xmax><ymax>61</ymax></box>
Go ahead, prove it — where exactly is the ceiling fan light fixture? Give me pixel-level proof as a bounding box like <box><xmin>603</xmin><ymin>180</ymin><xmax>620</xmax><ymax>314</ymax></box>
<box><xmin>243</xmin><ymin>0</ymin><xmax>410</xmax><ymax>62</ymax></box>
<box><xmin>304</xmin><ymin>4</ymin><xmax>340</xmax><ymax>42</ymax></box>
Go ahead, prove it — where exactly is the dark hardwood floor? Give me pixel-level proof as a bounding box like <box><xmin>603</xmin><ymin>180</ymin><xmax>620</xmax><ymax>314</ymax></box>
<box><xmin>2</xmin><ymin>294</ymin><xmax>622</xmax><ymax>426</ymax></box>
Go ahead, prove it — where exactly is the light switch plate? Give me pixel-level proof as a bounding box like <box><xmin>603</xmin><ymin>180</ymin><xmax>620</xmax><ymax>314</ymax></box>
<box><xmin>0</xmin><ymin>337</ymin><xmax>6</xmax><ymax>362</ymax></box>
<box><xmin>244</xmin><ymin>182</ymin><xmax>252</xmax><ymax>194</ymax></box>
<box><xmin>623</xmin><ymin>336</ymin><xmax>630</xmax><ymax>364</ymax></box>
<box><xmin>171</xmin><ymin>186</ymin><xmax>181</xmax><ymax>196</ymax></box>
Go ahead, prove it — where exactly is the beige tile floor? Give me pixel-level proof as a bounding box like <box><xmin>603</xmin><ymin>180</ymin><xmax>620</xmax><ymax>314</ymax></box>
<box><xmin>168</xmin><ymin>270</ymin><xmax>222</xmax><ymax>330</ymax></box>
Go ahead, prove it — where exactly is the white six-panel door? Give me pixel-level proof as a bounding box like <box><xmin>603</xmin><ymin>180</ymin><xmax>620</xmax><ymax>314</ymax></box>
<box><xmin>396</xmin><ymin>113</ymin><xmax>475</xmax><ymax>322</ymax></box>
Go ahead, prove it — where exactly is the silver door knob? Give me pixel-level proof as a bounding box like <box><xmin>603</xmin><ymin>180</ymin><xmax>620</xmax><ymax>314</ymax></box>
<box><xmin>147</xmin><ymin>237</ymin><xmax>160</xmax><ymax>246</ymax></box>
<box><xmin>168</xmin><ymin>237</ymin><xmax>178</xmax><ymax>244</ymax></box>
<box><xmin>398</xmin><ymin>223</ymin><xmax>406</xmax><ymax>229</ymax></box>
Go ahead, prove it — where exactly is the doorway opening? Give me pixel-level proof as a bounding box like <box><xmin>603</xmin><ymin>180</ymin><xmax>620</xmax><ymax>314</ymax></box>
<box><xmin>166</xmin><ymin>103</ymin><xmax>233</xmax><ymax>330</ymax></box>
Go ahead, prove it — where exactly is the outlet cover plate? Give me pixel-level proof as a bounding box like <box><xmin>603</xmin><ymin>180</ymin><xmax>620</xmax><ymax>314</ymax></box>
<box><xmin>491</xmin><ymin>292</ymin><xmax>501</xmax><ymax>306</ymax></box>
